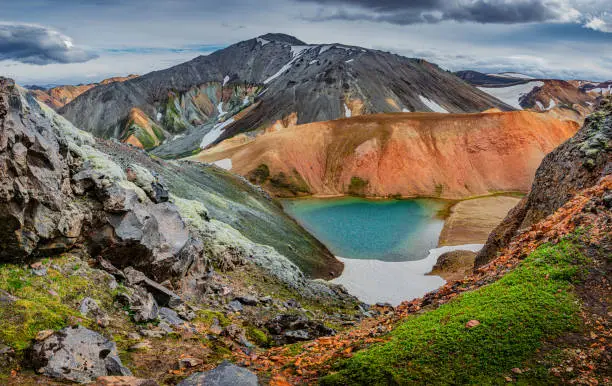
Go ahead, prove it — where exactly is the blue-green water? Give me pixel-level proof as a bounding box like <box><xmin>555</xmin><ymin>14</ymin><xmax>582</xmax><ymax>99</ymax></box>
<box><xmin>281</xmin><ymin>198</ymin><xmax>445</xmax><ymax>262</ymax></box>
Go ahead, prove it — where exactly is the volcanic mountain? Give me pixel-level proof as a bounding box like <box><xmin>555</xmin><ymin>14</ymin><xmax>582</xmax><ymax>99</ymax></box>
<box><xmin>58</xmin><ymin>33</ymin><xmax>512</xmax><ymax>157</ymax></box>
<box><xmin>193</xmin><ymin>110</ymin><xmax>579</xmax><ymax>198</ymax></box>
<box><xmin>28</xmin><ymin>75</ymin><xmax>138</xmax><ymax>110</ymax></box>
<box><xmin>457</xmin><ymin>70</ymin><xmax>602</xmax><ymax>120</ymax></box>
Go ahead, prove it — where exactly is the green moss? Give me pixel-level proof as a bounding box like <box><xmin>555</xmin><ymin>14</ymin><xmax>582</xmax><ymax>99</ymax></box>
<box><xmin>247</xmin><ymin>326</ymin><xmax>269</xmax><ymax>346</ymax></box>
<box><xmin>348</xmin><ymin>176</ymin><xmax>368</xmax><ymax>196</ymax></box>
<box><xmin>194</xmin><ymin>309</ymin><xmax>231</xmax><ymax>328</ymax></box>
<box><xmin>0</xmin><ymin>256</ymin><xmax>116</xmax><ymax>353</ymax></box>
<box><xmin>322</xmin><ymin>236</ymin><xmax>586</xmax><ymax>385</ymax></box>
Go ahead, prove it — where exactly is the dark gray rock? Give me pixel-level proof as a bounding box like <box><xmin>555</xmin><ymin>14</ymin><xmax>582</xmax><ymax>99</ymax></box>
<box><xmin>228</xmin><ymin>300</ymin><xmax>243</xmax><ymax>312</ymax></box>
<box><xmin>0</xmin><ymin>289</ymin><xmax>17</xmax><ymax>304</ymax></box>
<box><xmin>265</xmin><ymin>314</ymin><xmax>335</xmax><ymax>345</ymax></box>
<box><xmin>158</xmin><ymin>307</ymin><xmax>185</xmax><ymax>326</ymax></box>
<box><xmin>31</xmin><ymin>326</ymin><xmax>131</xmax><ymax>383</ymax></box>
<box><xmin>234</xmin><ymin>295</ymin><xmax>258</xmax><ymax>306</ymax></box>
<box><xmin>129</xmin><ymin>285</ymin><xmax>159</xmax><ymax>323</ymax></box>
<box><xmin>123</xmin><ymin>267</ymin><xmax>183</xmax><ymax>308</ymax></box>
<box><xmin>177</xmin><ymin>361</ymin><xmax>258</xmax><ymax>386</ymax></box>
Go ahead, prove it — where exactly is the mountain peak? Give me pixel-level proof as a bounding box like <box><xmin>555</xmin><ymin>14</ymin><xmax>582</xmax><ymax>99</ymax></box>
<box><xmin>258</xmin><ymin>33</ymin><xmax>306</xmax><ymax>45</ymax></box>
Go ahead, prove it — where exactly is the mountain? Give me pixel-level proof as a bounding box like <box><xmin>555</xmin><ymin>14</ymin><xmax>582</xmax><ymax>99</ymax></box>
<box><xmin>29</xmin><ymin>75</ymin><xmax>138</xmax><ymax>109</ymax></box>
<box><xmin>458</xmin><ymin>70</ymin><xmax>602</xmax><ymax>119</ymax></box>
<box><xmin>58</xmin><ymin>33</ymin><xmax>512</xmax><ymax>157</ymax></box>
<box><xmin>193</xmin><ymin>110</ymin><xmax>579</xmax><ymax>198</ymax></box>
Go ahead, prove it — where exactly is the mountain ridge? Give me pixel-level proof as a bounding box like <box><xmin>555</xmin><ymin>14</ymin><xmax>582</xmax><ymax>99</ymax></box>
<box><xmin>58</xmin><ymin>33</ymin><xmax>512</xmax><ymax>156</ymax></box>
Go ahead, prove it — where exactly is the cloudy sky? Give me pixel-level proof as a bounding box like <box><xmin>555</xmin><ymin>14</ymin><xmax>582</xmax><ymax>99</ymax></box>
<box><xmin>1</xmin><ymin>0</ymin><xmax>610</xmax><ymax>85</ymax></box>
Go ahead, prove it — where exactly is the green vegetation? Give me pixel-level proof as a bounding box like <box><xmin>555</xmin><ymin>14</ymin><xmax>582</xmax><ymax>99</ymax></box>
<box><xmin>322</xmin><ymin>236</ymin><xmax>587</xmax><ymax>385</ymax></box>
<box><xmin>0</xmin><ymin>256</ymin><xmax>118</xmax><ymax>353</ymax></box>
<box><xmin>348</xmin><ymin>176</ymin><xmax>368</xmax><ymax>196</ymax></box>
<box><xmin>247</xmin><ymin>164</ymin><xmax>270</xmax><ymax>184</ymax></box>
<box><xmin>163</xmin><ymin>94</ymin><xmax>187</xmax><ymax>132</ymax></box>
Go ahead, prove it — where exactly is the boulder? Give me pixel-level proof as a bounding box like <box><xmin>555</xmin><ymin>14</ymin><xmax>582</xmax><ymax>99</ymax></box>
<box><xmin>128</xmin><ymin>286</ymin><xmax>159</xmax><ymax>323</ymax></box>
<box><xmin>123</xmin><ymin>267</ymin><xmax>183</xmax><ymax>308</ymax></box>
<box><xmin>265</xmin><ymin>314</ymin><xmax>335</xmax><ymax>345</ymax></box>
<box><xmin>228</xmin><ymin>300</ymin><xmax>243</xmax><ymax>313</ymax></box>
<box><xmin>31</xmin><ymin>326</ymin><xmax>131</xmax><ymax>383</ymax></box>
<box><xmin>158</xmin><ymin>307</ymin><xmax>185</xmax><ymax>326</ymax></box>
<box><xmin>428</xmin><ymin>250</ymin><xmax>477</xmax><ymax>281</ymax></box>
<box><xmin>177</xmin><ymin>361</ymin><xmax>258</xmax><ymax>386</ymax></box>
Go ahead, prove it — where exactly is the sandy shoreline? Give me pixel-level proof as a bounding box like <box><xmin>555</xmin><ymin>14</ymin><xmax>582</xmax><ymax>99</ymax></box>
<box><xmin>438</xmin><ymin>195</ymin><xmax>521</xmax><ymax>246</ymax></box>
<box><xmin>331</xmin><ymin>244</ymin><xmax>484</xmax><ymax>305</ymax></box>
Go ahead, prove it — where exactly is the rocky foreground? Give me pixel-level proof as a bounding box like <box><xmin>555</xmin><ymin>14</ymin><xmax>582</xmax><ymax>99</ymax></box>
<box><xmin>0</xmin><ymin>77</ymin><xmax>363</xmax><ymax>384</ymax></box>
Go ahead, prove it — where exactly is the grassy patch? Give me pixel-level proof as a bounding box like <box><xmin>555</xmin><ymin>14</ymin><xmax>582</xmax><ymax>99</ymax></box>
<box><xmin>0</xmin><ymin>256</ymin><xmax>116</xmax><ymax>353</ymax></box>
<box><xmin>322</xmin><ymin>237</ymin><xmax>587</xmax><ymax>385</ymax></box>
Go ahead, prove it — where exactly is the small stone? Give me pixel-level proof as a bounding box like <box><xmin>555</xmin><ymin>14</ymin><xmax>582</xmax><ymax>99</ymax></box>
<box><xmin>228</xmin><ymin>300</ymin><xmax>243</xmax><ymax>312</ymax></box>
<box><xmin>234</xmin><ymin>295</ymin><xmax>258</xmax><ymax>306</ymax></box>
<box><xmin>511</xmin><ymin>368</ymin><xmax>522</xmax><ymax>374</ymax></box>
<box><xmin>0</xmin><ymin>289</ymin><xmax>18</xmax><ymax>303</ymax></box>
<box><xmin>35</xmin><ymin>330</ymin><xmax>54</xmax><ymax>341</ymax></box>
<box><xmin>209</xmin><ymin>318</ymin><xmax>223</xmax><ymax>335</ymax></box>
<box><xmin>260</xmin><ymin>296</ymin><xmax>273</xmax><ymax>304</ymax></box>
<box><xmin>178</xmin><ymin>357</ymin><xmax>203</xmax><ymax>369</ymax></box>
<box><xmin>129</xmin><ymin>342</ymin><xmax>151</xmax><ymax>352</ymax></box>
<box><xmin>465</xmin><ymin>320</ymin><xmax>480</xmax><ymax>328</ymax></box>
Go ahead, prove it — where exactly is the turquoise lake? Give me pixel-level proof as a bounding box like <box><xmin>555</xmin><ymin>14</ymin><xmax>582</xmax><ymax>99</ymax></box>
<box><xmin>281</xmin><ymin>198</ymin><xmax>446</xmax><ymax>262</ymax></box>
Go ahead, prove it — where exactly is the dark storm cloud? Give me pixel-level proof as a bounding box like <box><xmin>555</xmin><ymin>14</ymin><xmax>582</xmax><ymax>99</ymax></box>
<box><xmin>298</xmin><ymin>0</ymin><xmax>574</xmax><ymax>25</ymax></box>
<box><xmin>0</xmin><ymin>23</ymin><xmax>98</xmax><ymax>65</ymax></box>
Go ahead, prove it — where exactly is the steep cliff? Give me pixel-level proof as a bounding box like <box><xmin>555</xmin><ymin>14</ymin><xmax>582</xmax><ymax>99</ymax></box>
<box><xmin>475</xmin><ymin>98</ymin><xmax>611</xmax><ymax>267</ymax></box>
<box><xmin>194</xmin><ymin>110</ymin><xmax>579</xmax><ymax>199</ymax></box>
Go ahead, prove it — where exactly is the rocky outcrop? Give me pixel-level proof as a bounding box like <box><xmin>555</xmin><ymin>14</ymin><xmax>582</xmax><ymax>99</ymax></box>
<box><xmin>476</xmin><ymin>98</ymin><xmax>611</xmax><ymax>267</ymax></box>
<box><xmin>428</xmin><ymin>250</ymin><xmax>477</xmax><ymax>281</ymax></box>
<box><xmin>195</xmin><ymin>110</ymin><xmax>579</xmax><ymax>198</ymax></box>
<box><xmin>31</xmin><ymin>326</ymin><xmax>131</xmax><ymax>383</ymax></box>
<box><xmin>0</xmin><ymin>76</ymin><xmax>345</xmax><ymax>301</ymax></box>
<box><xmin>265</xmin><ymin>314</ymin><xmax>336</xmax><ymax>345</ymax></box>
<box><xmin>177</xmin><ymin>361</ymin><xmax>258</xmax><ymax>386</ymax></box>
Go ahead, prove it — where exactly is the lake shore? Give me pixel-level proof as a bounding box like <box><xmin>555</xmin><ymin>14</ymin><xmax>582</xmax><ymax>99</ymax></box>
<box><xmin>438</xmin><ymin>195</ymin><xmax>522</xmax><ymax>246</ymax></box>
<box><xmin>331</xmin><ymin>244</ymin><xmax>484</xmax><ymax>305</ymax></box>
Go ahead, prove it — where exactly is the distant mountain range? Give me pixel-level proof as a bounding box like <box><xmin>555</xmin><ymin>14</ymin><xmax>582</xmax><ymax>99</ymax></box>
<box><xmin>28</xmin><ymin>75</ymin><xmax>138</xmax><ymax>110</ymax></box>
<box><xmin>56</xmin><ymin>33</ymin><xmax>511</xmax><ymax>157</ymax></box>
<box><xmin>456</xmin><ymin>70</ymin><xmax>604</xmax><ymax>119</ymax></box>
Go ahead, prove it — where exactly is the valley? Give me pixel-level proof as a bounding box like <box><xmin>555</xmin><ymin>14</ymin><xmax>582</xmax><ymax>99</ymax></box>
<box><xmin>0</xmin><ymin>27</ymin><xmax>610</xmax><ymax>386</ymax></box>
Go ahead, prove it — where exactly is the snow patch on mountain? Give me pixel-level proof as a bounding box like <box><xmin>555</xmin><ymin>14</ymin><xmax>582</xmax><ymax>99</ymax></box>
<box><xmin>223</xmin><ymin>75</ymin><xmax>230</xmax><ymax>86</ymax></box>
<box><xmin>256</xmin><ymin>37</ymin><xmax>270</xmax><ymax>46</ymax></box>
<box><xmin>344</xmin><ymin>103</ymin><xmax>352</xmax><ymax>118</ymax></box>
<box><xmin>200</xmin><ymin>118</ymin><xmax>235</xmax><ymax>149</ymax></box>
<box><xmin>212</xmin><ymin>158</ymin><xmax>232</xmax><ymax>170</ymax></box>
<box><xmin>478</xmin><ymin>81</ymin><xmax>544</xmax><ymax>109</ymax></box>
<box><xmin>319</xmin><ymin>45</ymin><xmax>333</xmax><ymax>55</ymax></box>
<box><xmin>419</xmin><ymin>96</ymin><xmax>448</xmax><ymax>113</ymax></box>
<box><xmin>217</xmin><ymin>101</ymin><xmax>226</xmax><ymax>116</ymax></box>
